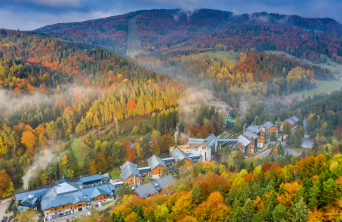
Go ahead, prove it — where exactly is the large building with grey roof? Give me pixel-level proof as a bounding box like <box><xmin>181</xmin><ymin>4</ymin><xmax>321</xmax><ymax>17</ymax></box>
<box><xmin>282</xmin><ymin>116</ymin><xmax>300</xmax><ymax>130</ymax></box>
<box><xmin>147</xmin><ymin>155</ymin><xmax>168</xmax><ymax>179</ymax></box>
<box><xmin>120</xmin><ymin>161</ymin><xmax>142</xmax><ymax>187</ymax></box>
<box><xmin>237</xmin><ymin>135</ymin><xmax>255</xmax><ymax>155</ymax></box>
<box><xmin>15</xmin><ymin>173</ymin><xmax>114</xmax><ymax>220</ymax></box>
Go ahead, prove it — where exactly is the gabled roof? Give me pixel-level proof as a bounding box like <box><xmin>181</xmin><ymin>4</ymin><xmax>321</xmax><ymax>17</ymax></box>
<box><xmin>53</xmin><ymin>182</ymin><xmax>78</xmax><ymax>195</ymax></box>
<box><xmin>261</xmin><ymin>121</ymin><xmax>275</xmax><ymax>129</ymax></box>
<box><xmin>237</xmin><ymin>135</ymin><xmax>252</xmax><ymax>147</ymax></box>
<box><xmin>170</xmin><ymin>148</ymin><xmax>191</xmax><ymax>162</ymax></box>
<box><xmin>155</xmin><ymin>175</ymin><xmax>175</xmax><ymax>189</ymax></box>
<box><xmin>16</xmin><ymin>187</ymin><xmax>49</xmax><ymax>202</ymax></box>
<box><xmin>286</xmin><ymin>116</ymin><xmax>300</xmax><ymax>125</ymax></box>
<box><xmin>147</xmin><ymin>155</ymin><xmax>167</xmax><ymax>170</ymax></box>
<box><xmin>80</xmin><ymin>174</ymin><xmax>103</xmax><ymax>184</ymax></box>
<box><xmin>134</xmin><ymin>175</ymin><xmax>175</xmax><ymax>198</ymax></box>
<box><xmin>188</xmin><ymin>134</ymin><xmax>217</xmax><ymax>148</ymax></box>
<box><xmin>243</xmin><ymin>130</ymin><xmax>259</xmax><ymax>140</ymax></box>
<box><xmin>246</xmin><ymin>125</ymin><xmax>261</xmax><ymax>134</ymax></box>
<box><xmin>120</xmin><ymin>161</ymin><xmax>141</xmax><ymax>181</ymax></box>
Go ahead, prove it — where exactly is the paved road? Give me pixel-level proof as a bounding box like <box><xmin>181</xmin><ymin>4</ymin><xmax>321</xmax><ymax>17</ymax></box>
<box><xmin>0</xmin><ymin>198</ymin><xmax>11</xmax><ymax>221</ymax></box>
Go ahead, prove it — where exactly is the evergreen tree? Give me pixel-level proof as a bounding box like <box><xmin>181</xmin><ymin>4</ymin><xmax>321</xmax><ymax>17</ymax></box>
<box><xmin>291</xmin><ymin>197</ymin><xmax>309</xmax><ymax>222</ymax></box>
<box><xmin>272</xmin><ymin>204</ymin><xmax>292</xmax><ymax>222</ymax></box>
<box><xmin>241</xmin><ymin>198</ymin><xmax>253</xmax><ymax>222</ymax></box>
<box><xmin>308</xmin><ymin>181</ymin><xmax>320</xmax><ymax>210</ymax></box>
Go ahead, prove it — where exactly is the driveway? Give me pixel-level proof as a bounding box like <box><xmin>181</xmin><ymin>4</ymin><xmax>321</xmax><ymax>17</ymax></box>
<box><xmin>0</xmin><ymin>198</ymin><xmax>12</xmax><ymax>221</ymax></box>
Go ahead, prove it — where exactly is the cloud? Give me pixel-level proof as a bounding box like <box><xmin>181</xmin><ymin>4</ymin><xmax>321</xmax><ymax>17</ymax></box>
<box><xmin>0</xmin><ymin>8</ymin><xmax>115</xmax><ymax>30</ymax></box>
<box><xmin>26</xmin><ymin>0</ymin><xmax>80</xmax><ymax>7</ymax></box>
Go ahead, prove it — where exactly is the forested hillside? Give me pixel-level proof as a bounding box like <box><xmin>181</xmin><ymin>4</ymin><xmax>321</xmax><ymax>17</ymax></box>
<box><xmin>106</xmin><ymin>150</ymin><xmax>342</xmax><ymax>222</ymax></box>
<box><xmin>0</xmin><ymin>29</ymin><xmax>183</xmax><ymax>194</ymax></box>
<box><xmin>37</xmin><ymin>9</ymin><xmax>342</xmax><ymax>64</ymax></box>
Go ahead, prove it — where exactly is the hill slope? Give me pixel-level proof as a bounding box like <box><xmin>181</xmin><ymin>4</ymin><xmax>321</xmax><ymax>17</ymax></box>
<box><xmin>36</xmin><ymin>9</ymin><xmax>342</xmax><ymax>64</ymax></box>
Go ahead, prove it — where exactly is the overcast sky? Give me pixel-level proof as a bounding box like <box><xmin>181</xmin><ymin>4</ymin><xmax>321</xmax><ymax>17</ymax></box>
<box><xmin>1</xmin><ymin>0</ymin><xmax>341</xmax><ymax>30</ymax></box>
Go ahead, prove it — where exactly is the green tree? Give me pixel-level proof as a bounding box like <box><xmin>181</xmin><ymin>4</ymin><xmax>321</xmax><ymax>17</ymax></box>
<box><xmin>291</xmin><ymin>197</ymin><xmax>308</xmax><ymax>222</ymax></box>
<box><xmin>241</xmin><ymin>198</ymin><xmax>253</xmax><ymax>222</ymax></box>
<box><xmin>321</xmin><ymin>178</ymin><xmax>336</xmax><ymax>206</ymax></box>
<box><xmin>295</xmin><ymin>130</ymin><xmax>302</xmax><ymax>148</ymax></box>
<box><xmin>272</xmin><ymin>204</ymin><xmax>291</xmax><ymax>222</ymax></box>
<box><xmin>247</xmin><ymin>161</ymin><xmax>255</xmax><ymax>173</ymax></box>
<box><xmin>270</xmin><ymin>132</ymin><xmax>277</xmax><ymax>142</ymax></box>
<box><xmin>308</xmin><ymin>181</ymin><xmax>320</xmax><ymax>210</ymax></box>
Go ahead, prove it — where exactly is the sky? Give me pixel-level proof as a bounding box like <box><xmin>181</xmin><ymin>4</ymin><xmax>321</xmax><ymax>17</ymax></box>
<box><xmin>1</xmin><ymin>0</ymin><xmax>342</xmax><ymax>31</ymax></box>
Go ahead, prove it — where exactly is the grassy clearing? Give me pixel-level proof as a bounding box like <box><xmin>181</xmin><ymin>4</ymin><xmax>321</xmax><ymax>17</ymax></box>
<box><xmin>263</xmin><ymin>50</ymin><xmax>342</xmax><ymax>76</ymax></box>
<box><xmin>283</xmin><ymin>80</ymin><xmax>342</xmax><ymax>103</ymax></box>
<box><xmin>159</xmin><ymin>152</ymin><xmax>169</xmax><ymax>159</ymax></box>
<box><xmin>137</xmin><ymin>161</ymin><xmax>148</xmax><ymax>168</ymax></box>
<box><xmin>71</xmin><ymin>139</ymin><xmax>91</xmax><ymax>165</ymax></box>
<box><xmin>200</xmin><ymin>51</ymin><xmax>238</xmax><ymax>63</ymax></box>
<box><xmin>127</xmin><ymin>15</ymin><xmax>144</xmax><ymax>56</ymax></box>
<box><xmin>109</xmin><ymin>167</ymin><xmax>121</xmax><ymax>180</ymax></box>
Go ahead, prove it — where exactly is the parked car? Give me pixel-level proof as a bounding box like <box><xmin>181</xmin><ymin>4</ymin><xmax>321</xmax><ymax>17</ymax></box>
<box><xmin>59</xmin><ymin>213</ymin><xmax>63</xmax><ymax>217</ymax></box>
<box><xmin>52</xmin><ymin>215</ymin><xmax>56</xmax><ymax>219</ymax></box>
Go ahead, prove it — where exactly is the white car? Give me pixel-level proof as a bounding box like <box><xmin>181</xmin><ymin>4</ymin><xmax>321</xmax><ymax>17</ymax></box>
<box><xmin>86</xmin><ymin>212</ymin><xmax>91</xmax><ymax>217</ymax></box>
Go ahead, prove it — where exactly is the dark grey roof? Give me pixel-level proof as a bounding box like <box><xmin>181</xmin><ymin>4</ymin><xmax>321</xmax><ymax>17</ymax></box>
<box><xmin>134</xmin><ymin>183</ymin><xmax>158</xmax><ymax>199</ymax></box>
<box><xmin>189</xmin><ymin>154</ymin><xmax>201</xmax><ymax>159</ymax></box>
<box><xmin>301</xmin><ymin>138</ymin><xmax>313</xmax><ymax>148</ymax></box>
<box><xmin>155</xmin><ymin>175</ymin><xmax>175</xmax><ymax>189</ymax></box>
<box><xmin>120</xmin><ymin>161</ymin><xmax>141</xmax><ymax>181</ymax></box>
<box><xmin>162</xmin><ymin>157</ymin><xmax>175</xmax><ymax>163</ymax></box>
<box><xmin>238</xmin><ymin>135</ymin><xmax>252</xmax><ymax>147</ymax></box>
<box><xmin>246</xmin><ymin>125</ymin><xmax>261</xmax><ymax>134</ymax></box>
<box><xmin>170</xmin><ymin>148</ymin><xmax>191</xmax><ymax>162</ymax></box>
<box><xmin>80</xmin><ymin>174</ymin><xmax>103</xmax><ymax>183</ymax></box>
<box><xmin>147</xmin><ymin>155</ymin><xmax>167</xmax><ymax>170</ymax></box>
<box><xmin>188</xmin><ymin>134</ymin><xmax>217</xmax><ymax>148</ymax></box>
<box><xmin>134</xmin><ymin>175</ymin><xmax>175</xmax><ymax>198</ymax></box>
<box><xmin>243</xmin><ymin>130</ymin><xmax>259</xmax><ymax>140</ymax></box>
<box><xmin>286</xmin><ymin>116</ymin><xmax>300</xmax><ymax>125</ymax></box>
<box><xmin>261</xmin><ymin>121</ymin><xmax>275</xmax><ymax>129</ymax></box>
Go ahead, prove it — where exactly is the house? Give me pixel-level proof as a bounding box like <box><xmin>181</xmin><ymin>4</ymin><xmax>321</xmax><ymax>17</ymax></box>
<box><xmin>147</xmin><ymin>155</ymin><xmax>168</xmax><ymax>179</ymax></box>
<box><xmin>237</xmin><ymin>135</ymin><xmax>255</xmax><ymax>155</ymax></box>
<box><xmin>282</xmin><ymin>116</ymin><xmax>300</xmax><ymax>130</ymax></box>
<box><xmin>243</xmin><ymin>130</ymin><xmax>263</xmax><ymax>149</ymax></box>
<box><xmin>76</xmin><ymin>173</ymin><xmax>110</xmax><ymax>189</ymax></box>
<box><xmin>261</xmin><ymin>121</ymin><xmax>279</xmax><ymax>135</ymax></box>
<box><xmin>170</xmin><ymin>147</ymin><xmax>193</xmax><ymax>167</ymax></box>
<box><xmin>246</xmin><ymin>125</ymin><xmax>265</xmax><ymax>138</ymax></box>
<box><xmin>120</xmin><ymin>161</ymin><xmax>142</xmax><ymax>187</ymax></box>
<box><xmin>134</xmin><ymin>175</ymin><xmax>175</xmax><ymax>199</ymax></box>
<box><xmin>169</xmin><ymin>134</ymin><xmax>218</xmax><ymax>162</ymax></box>
<box><xmin>16</xmin><ymin>175</ymin><xmax>115</xmax><ymax>220</ymax></box>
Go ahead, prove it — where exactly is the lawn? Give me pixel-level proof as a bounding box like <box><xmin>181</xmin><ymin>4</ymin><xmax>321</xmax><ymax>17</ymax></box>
<box><xmin>200</xmin><ymin>51</ymin><xmax>238</xmax><ymax>63</ymax></box>
<box><xmin>71</xmin><ymin>139</ymin><xmax>91</xmax><ymax>166</ymax></box>
<box><xmin>159</xmin><ymin>152</ymin><xmax>169</xmax><ymax>158</ymax></box>
<box><xmin>263</xmin><ymin>50</ymin><xmax>342</xmax><ymax>77</ymax></box>
<box><xmin>127</xmin><ymin>15</ymin><xmax>144</xmax><ymax>56</ymax></box>
<box><xmin>283</xmin><ymin>80</ymin><xmax>342</xmax><ymax>103</ymax></box>
<box><xmin>109</xmin><ymin>167</ymin><xmax>121</xmax><ymax>180</ymax></box>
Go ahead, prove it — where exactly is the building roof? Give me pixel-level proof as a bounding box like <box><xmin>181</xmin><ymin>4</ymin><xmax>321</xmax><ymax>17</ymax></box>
<box><xmin>188</xmin><ymin>134</ymin><xmax>217</xmax><ymax>148</ymax></box>
<box><xmin>16</xmin><ymin>187</ymin><xmax>49</xmax><ymax>202</ymax></box>
<box><xmin>243</xmin><ymin>130</ymin><xmax>259</xmax><ymax>140</ymax></box>
<box><xmin>189</xmin><ymin>154</ymin><xmax>201</xmax><ymax>159</ymax></box>
<box><xmin>261</xmin><ymin>121</ymin><xmax>275</xmax><ymax>129</ymax></box>
<box><xmin>120</xmin><ymin>161</ymin><xmax>141</xmax><ymax>181</ymax></box>
<box><xmin>237</xmin><ymin>135</ymin><xmax>252</xmax><ymax>147</ymax></box>
<box><xmin>134</xmin><ymin>175</ymin><xmax>175</xmax><ymax>199</ymax></box>
<box><xmin>40</xmin><ymin>183</ymin><xmax>114</xmax><ymax>210</ymax></box>
<box><xmin>53</xmin><ymin>182</ymin><xmax>78</xmax><ymax>195</ymax></box>
<box><xmin>147</xmin><ymin>155</ymin><xmax>167</xmax><ymax>170</ymax></box>
<box><xmin>80</xmin><ymin>174</ymin><xmax>103</xmax><ymax>184</ymax></box>
<box><xmin>246</xmin><ymin>125</ymin><xmax>261</xmax><ymax>134</ymax></box>
<box><xmin>162</xmin><ymin>157</ymin><xmax>175</xmax><ymax>164</ymax></box>
<box><xmin>155</xmin><ymin>175</ymin><xmax>175</xmax><ymax>189</ymax></box>
<box><xmin>170</xmin><ymin>147</ymin><xmax>191</xmax><ymax>162</ymax></box>
<box><xmin>286</xmin><ymin>116</ymin><xmax>300</xmax><ymax>125</ymax></box>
